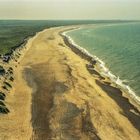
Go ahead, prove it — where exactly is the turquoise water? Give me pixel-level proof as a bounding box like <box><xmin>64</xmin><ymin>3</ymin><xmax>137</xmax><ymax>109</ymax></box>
<box><xmin>66</xmin><ymin>23</ymin><xmax>140</xmax><ymax>98</ymax></box>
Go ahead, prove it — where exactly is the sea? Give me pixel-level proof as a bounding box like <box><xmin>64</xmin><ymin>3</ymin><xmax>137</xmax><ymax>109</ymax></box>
<box><xmin>65</xmin><ymin>22</ymin><xmax>140</xmax><ymax>102</ymax></box>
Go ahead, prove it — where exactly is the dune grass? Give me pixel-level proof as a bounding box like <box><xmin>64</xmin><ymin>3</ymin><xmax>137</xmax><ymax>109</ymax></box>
<box><xmin>0</xmin><ymin>21</ymin><xmax>49</xmax><ymax>55</ymax></box>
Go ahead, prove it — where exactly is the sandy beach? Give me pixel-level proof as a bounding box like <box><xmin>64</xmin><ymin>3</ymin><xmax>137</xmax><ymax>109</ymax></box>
<box><xmin>0</xmin><ymin>26</ymin><xmax>140</xmax><ymax>140</ymax></box>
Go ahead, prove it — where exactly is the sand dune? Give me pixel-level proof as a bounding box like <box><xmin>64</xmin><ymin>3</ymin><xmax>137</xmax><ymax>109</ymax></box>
<box><xmin>0</xmin><ymin>26</ymin><xmax>140</xmax><ymax>140</ymax></box>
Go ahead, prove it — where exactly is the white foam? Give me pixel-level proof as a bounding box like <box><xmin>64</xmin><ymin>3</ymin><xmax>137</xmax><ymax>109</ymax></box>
<box><xmin>61</xmin><ymin>30</ymin><xmax>140</xmax><ymax>104</ymax></box>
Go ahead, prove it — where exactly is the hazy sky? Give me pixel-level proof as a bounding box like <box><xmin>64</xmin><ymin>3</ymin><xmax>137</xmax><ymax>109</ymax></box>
<box><xmin>0</xmin><ymin>0</ymin><xmax>140</xmax><ymax>20</ymax></box>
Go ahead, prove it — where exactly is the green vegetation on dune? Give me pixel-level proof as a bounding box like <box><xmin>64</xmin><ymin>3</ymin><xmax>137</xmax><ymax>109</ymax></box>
<box><xmin>0</xmin><ymin>20</ymin><xmax>137</xmax><ymax>55</ymax></box>
<box><xmin>0</xmin><ymin>21</ymin><xmax>50</xmax><ymax>55</ymax></box>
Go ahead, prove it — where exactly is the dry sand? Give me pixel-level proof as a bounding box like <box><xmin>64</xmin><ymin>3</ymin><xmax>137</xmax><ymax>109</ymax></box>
<box><xmin>0</xmin><ymin>26</ymin><xmax>140</xmax><ymax>140</ymax></box>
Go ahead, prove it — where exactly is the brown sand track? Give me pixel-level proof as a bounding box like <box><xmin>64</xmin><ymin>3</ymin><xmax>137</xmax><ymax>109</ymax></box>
<box><xmin>0</xmin><ymin>27</ymin><xmax>140</xmax><ymax>140</ymax></box>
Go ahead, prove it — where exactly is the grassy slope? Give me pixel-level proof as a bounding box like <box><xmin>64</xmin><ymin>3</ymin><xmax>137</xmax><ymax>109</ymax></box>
<box><xmin>0</xmin><ymin>21</ymin><xmax>50</xmax><ymax>55</ymax></box>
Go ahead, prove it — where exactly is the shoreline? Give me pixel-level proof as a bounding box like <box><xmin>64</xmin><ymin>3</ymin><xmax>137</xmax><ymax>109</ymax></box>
<box><xmin>60</xmin><ymin>27</ymin><xmax>140</xmax><ymax>130</ymax></box>
<box><xmin>60</xmin><ymin>26</ymin><xmax>140</xmax><ymax>110</ymax></box>
<box><xmin>0</xmin><ymin>26</ymin><xmax>140</xmax><ymax>139</ymax></box>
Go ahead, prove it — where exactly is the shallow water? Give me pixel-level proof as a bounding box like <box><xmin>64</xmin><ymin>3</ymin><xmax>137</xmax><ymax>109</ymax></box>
<box><xmin>66</xmin><ymin>23</ymin><xmax>140</xmax><ymax>98</ymax></box>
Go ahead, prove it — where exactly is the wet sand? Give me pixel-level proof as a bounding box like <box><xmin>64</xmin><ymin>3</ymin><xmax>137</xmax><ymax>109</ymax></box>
<box><xmin>0</xmin><ymin>26</ymin><xmax>140</xmax><ymax>140</ymax></box>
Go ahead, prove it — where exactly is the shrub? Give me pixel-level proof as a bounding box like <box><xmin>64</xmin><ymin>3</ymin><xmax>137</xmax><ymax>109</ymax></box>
<box><xmin>4</xmin><ymin>82</ymin><xmax>12</xmax><ymax>88</ymax></box>
<box><xmin>9</xmin><ymin>67</ymin><xmax>13</xmax><ymax>71</ymax></box>
<box><xmin>9</xmin><ymin>76</ymin><xmax>14</xmax><ymax>81</ymax></box>
<box><xmin>0</xmin><ymin>65</ymin><xmax>5</xmax><ymax>75</ymax></box>
<box><xmin>2</xmin><ymin>86</ymin><xmax>8</xmax><ymax>91</ymax></box>
<box><xmin>0</xmin><ymin>101</ymin><xmax>5</xmax><ymax>106</ymax></box>
<box><xmin>0</xmin><ymin>92</ymin><xmax>5</xmax><ymax>100</ymax></box>
<box><xmin>0</xmin><ymin>106</ymin><xmax>9</xmax><ymax>114</ymax></box>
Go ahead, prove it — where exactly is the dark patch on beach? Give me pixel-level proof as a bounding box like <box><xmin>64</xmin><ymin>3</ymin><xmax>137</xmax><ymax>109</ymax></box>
<box><xmin>103</xmin><ymin>81</ymin><xmax>111</xmax><ymax>85</ymax></box>
<box><xmin>82</xmin><ymin>103</ymin><xmax>101</xmax><ymax>140</ymax></box>
<box><xmin>52</xmin><ymin>81</ymin><xmax>69</xmax><ymax>95</ymax></box>
<box><xmin>50</xmin><ymin>101</ymin><xmax>101</xmax><ymax>140</ymax></box>
<box><xmin>59</xmin><ymin>101</ymin><xmax>82</xmax><ymax>140</ymax></box>
<box><xmin>58</xmin><ymin>43</ymin><xmax>65</xmax><ymax>47</ymax></box>
<box><xmin>24</xmin><ymin>60</ymin><xmax>102</xmax><ymax>139</ymax></box>
<box><xmin>86</xmin><ymin>64</ymin><xmax>105</xmax><ymax>80</ymax></box>
<box><xmin>86</xmin><ymin>63</ymin><xmax>95</xmax><ymax>69</ymax></box>
<box><xmin>47</xmin><ymin>36</ymin><xmax>55</xmax><ymax>40</ymax></box>
<box><xmin>24</xmin><ymin>67</ymin><xmax>53</xmax><ymax>139</ymax></box>
<box><xmin>61</xmin><ymin>34</ymin><xmax>93</xmax><ymax>62</ymax></box>
<box><xmin>96</xmin><ymin>79</ymin><xmax>140</xmax><ymax>131</ymax></box>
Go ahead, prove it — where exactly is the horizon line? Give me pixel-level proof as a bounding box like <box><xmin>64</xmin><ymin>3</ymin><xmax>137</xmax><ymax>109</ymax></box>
<box><xmin>0</xmin><ymin>19</ymin><xmax>140</xmax><ymax>21</ymax></box>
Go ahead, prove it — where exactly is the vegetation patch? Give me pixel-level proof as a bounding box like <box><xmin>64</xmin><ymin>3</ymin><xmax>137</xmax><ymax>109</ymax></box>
<box><xmin>0</xmin><ymin>101</ymin><xmax>5</xmax><ymax>106</ymax></box>
<box><xmin>9</xmin><ymin>76</ymin><xmax>14</xmax><ymax>82</ymax></box>
<box><xmin>4</xmin><ymin>82</ymin><xmax>12</xmax><ymax>88</ymax></box>
<box><xmin>2</xmin><ymin>85</ymin><xmax>8</xmax><ymax>91</ymax></box>
<box><xmin>0</xmin><ymin>105</ymin><xmax>9</xmax><ymax>114</ymax></box>
<box><xmin>0</xmin><ymin>92</ymin><xmax>5</xmax><ymax>100</ymax></box>
<box><xmin>0</xmin><ymin>65</ymin><xmax>5</xmax><ymax>75</ymax></box>
<box><xmin>9</xmin><ymin>67</ymin><xmax>13</xmax><ymax>71</ymax></box>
